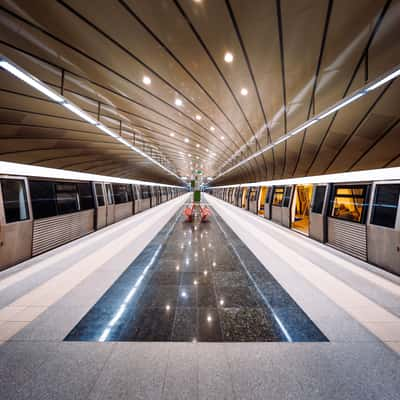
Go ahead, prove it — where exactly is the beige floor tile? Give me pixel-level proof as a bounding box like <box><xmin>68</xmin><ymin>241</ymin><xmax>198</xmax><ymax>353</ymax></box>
<box><xmin>11</xmin><ymin>306</ymin><xmax>46</xmax><ymax>322</ymax></box>
<box><xmin>363</xmin><ymin>321</ymin><xmax>400</xmax><ymax>341</ymax></box>
<box><xmin>0</xmin><ymin>306</ymin><xmax>26</xmax><ymax>321</ymax></box>
<box><xmin>0</xmin><ymin>321</ymin><xmax>29</xmax><ymax>340</ymax></box>
<box><xmin>347</xmin><ymin>307</ymin><xmax>399</xmax><ymax>323</ymax></box>
<box><xmin>385</xmin><ymin>341</ymin><xmax>400</xmax><ymax>354</ymax></box>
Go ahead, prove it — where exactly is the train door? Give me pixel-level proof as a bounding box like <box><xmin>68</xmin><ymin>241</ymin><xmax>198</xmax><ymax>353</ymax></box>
<box><xmin>93</xmin><ymin>182</ymin><xmax>107</xmax><ymax>229</ymax></box>
<box><xmin>309</xmin><ymin>184</ymin><xmax>330</xmax><ymax>242</ymax></box>
<box><xmin>241</xmin><ymin>187</ymin><xmax>248</xmax><ymax>208</ymax></box>
<box><xmin>0</xmin><ymin>176</ymin><xmax>33</xmax><ymax>270</ymax></box>
<box><xmin>281</xmin><ymin>186</ymin><xmax>293</xmax><ymax>228</ymax></box>
<box><xmin>105</xmin><ymin>183</ymin><xmax>115</xmax><ymax>225</ymax></box>
<box><xmin>367</xmin><ymin>182</ymin><xmax>400</xmax><ymax>275</ymax></box>
<box><xmin>264</xmin><ymin>187</ymin><xmax>272</xmax><ymax>219</ymax></box>
<box><xmin>291</xmin><ymin>184</ymin><xmax>313</xmax><ymax>235</ymax></box>
<box><xmin>258</xmin><ymin>186</ymin><xmax>268</xmax><ymax>216</ymax></box>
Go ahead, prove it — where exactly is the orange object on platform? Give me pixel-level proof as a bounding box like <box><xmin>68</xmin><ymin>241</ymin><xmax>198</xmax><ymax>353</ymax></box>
<box><xmin>184</xmin><ymin>204</ymin><xmax>211</xmax><ymax>222</ymax></box>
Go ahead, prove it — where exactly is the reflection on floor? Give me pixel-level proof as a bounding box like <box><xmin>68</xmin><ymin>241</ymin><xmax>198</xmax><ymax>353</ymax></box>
<box><xmin>65</xmin><ymin>203</ymin><xmax>327</xmax><ymax>342</ymax></box>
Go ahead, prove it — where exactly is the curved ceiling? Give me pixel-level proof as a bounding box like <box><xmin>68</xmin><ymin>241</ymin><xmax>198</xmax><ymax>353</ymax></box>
<box><xmin>0</xmin><ymin>0</ymin><xmax>399</xmax><ymax>185</ymax></box>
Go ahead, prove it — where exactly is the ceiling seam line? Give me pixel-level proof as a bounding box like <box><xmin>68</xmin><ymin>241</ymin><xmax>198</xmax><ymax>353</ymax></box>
<box><xmin>173</xmin><ymin>0</ymin><xmax>262</xmax><ymax>179</ymax></box>
<box><xmin>0</xmin><ymin>7</ymin><xmax>236</xmax><ymax>162</ymax></box>
<box><xmin>322</xmin><ymin>82</ymin><xmax>393</xmax><ymax>173</ymax></box>
<box><xmin>292</xmin><ymin>0</ymin><xmax>333</xmax><ymax>176</ymax></box>
<box><xmin>225</xmin><ymin>0</ymin><xmax>271</xmax><ymax>179</ymax></box>
<box><xmin>275</xmin><ymin>0</ymin><xmax>288</xmax><ymax>179</ymax></box>
<box><xmin>56</xmin><ymin>0</ymin><xmax>241</xmax><ymax>156</ymax></box>
<box><xmin>118</xmin><ymin>0</ymin><xmax>254</xmax><ymax>153</ymax></box>
<box><xmin>305</xmin><ymin>0</ymin><xmax>393</xmax><ymax>175</ymax></box>
<box><xmin>348</xmin><ymin>117</ymin><xmax>400</xmax><ymax>171</ymax></box>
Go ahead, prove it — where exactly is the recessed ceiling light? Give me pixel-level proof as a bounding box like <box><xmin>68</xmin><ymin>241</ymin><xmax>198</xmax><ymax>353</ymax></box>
<box><xmin>169</xmin><ymin>132</ymin><xmax>175</xmax><ymax>137</ymax></box>
<box><xmin>210</xmin><ymin>126</ymin><xmax>215</xmax><ymax>132</ymax></box>
<box><xmin>184</xmin><ymin>138</ymin><xmax>189</xmax><ymax>143</ymax></box>
<box><xmin>195</xmin><ymin>115</ymin><xmax>202</xmax><ymax>120</ymax></box>
<box><xmin>175</xmin><ymin>98</ymin><xmax>183</xmax><ymax>106</ymax></box>
<box><xmin>196</xmin><ymin>156</ymin><xmax>199</xmax><ymax>159</ymax></box>
<box><xmin>188</xmin><ymin>153</ymin><xmax>192</xmax><ymax>157</ymax></box>
<box><xmin>142</xmin><ymin>76</ymin><xmax>151</xmax><ymax>85</ymax></box>
<box><xmin>220</xmin><ymin>136</ymin><xmax>225</xmax><ymax>140</ymax></box>
<box><xmin>196</xmin><ymin>143</ymin><xmax>200</xmax><ymax>148</ymax></box>
<box><xmin>206</xmin><ymin>148</ymin><xmax>209</xmax><ymax>152</ymax></box>
<box><xmin>224</xmin><ymin>52</ymin><xmax>234</xmax><ymax>63</ymax></box>
<box><xmin>240</xmin><ymin>88</ymin><xmax>248</xmax><ymax>96</ymax></box>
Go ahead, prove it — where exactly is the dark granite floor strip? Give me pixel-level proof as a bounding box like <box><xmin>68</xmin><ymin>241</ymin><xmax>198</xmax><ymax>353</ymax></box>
<box><xmin>65</xmin><ymin>201</ymin><xmax>328</xmax><ymax>342</ymax></box>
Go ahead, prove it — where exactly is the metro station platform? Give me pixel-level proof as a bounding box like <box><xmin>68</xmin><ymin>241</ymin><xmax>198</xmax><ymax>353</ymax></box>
<box><xmin>0</xmin><ymin>193</ymin><xmax>399</xmax><ymax>400</ymax></box>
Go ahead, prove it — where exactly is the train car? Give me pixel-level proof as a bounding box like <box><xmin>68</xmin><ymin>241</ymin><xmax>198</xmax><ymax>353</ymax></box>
<box><xmin>208</xmin><ymin>168</ymin><xmax>400</xmax><ymax>276</ymax></box>
<box><xmin>0</xmin><ymin>162</ymin><xmax>186</xmax><ymax>271</ymax></box>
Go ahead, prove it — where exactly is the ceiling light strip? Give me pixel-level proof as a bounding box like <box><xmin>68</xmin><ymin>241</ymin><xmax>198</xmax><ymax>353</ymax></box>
<box><xmin>210</xmin><ymin>166</ymin><xmax>400</xmax><ymax>189</ymax></box>
<box><xmin>0</xmin><ymin>56</ymin><xmax>181</xmax><ymax>180</ymax></box>
<box><xmin>215</xmin><ymin>64</ymin><xmax>400</xmax><ymax>180</ymax></box>
<box><xmin>0</xmin><ymin>161</ymin><xmax>184</xmax><ymax>187</ymax></box>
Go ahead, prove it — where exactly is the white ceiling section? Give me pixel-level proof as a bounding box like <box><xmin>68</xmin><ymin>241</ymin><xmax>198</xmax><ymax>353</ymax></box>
<box><xmin>0</xmin><ymin>0</ymin><xmax>399</xmax><ymax>185</ymax></box>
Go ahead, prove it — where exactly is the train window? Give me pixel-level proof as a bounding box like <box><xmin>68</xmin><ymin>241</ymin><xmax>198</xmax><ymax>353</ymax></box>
<box><xmin>272</xmin><ymin>187</ymin><xmax>284</xmax><ymax>206</ymax></box>
<box><xmin>77</xmin><ymin>183</ymin><xmax>94</xmax><ymax>210</ymax></box>
<box><xmin>55</xmin><ymin>183</ymin><xmax>79</xmax><ymax>215</ymax></box>
<box><xmin>95</xmin><ymin>184</ymin><xmax>105</xmax><ymax>206</ymax></box>
<box><xmin>1</xmin><ymin>179</ymin><xmax>29</xmax><ymax>223</ymax></box>
<box><xmin>106</xmin><ymin>184</ymin><xmax>114</xmax><ymax>204</ymax></box>
<box><xmin>29</xmin><ymin>180</ymin><xmax>57</xmax><ymax>219</ymax></box>
<box><xmin>312</xmin><ymin>186</ymin><xmax>326</xmax><ymax>214</ymax></box>
<box><xmin>112</xmin><ymin>184</ymin><xmax>127</xmax><ymax>204</ymax></box>
<box><xmin>283</xmin><ymin>186</ymin><xmax>292</xmax><ymax>207</ymax></box>
<box><xmin>140</xmin><ymin>185</ymin><xmax>149</xmax><ymax>199</ymax></box>
<box><xmin>249</xmin><ymin>188</ymin><xmax>258</xmax><ymax>202</ymax></box>
<box><xmin>331</xmin><ymin>185</ymin><xmax>368</xmax><ymax>223</ymax></box>
<box><xmin>370</xmin><ymin>184</ymin><xmax>400</xmax><ymax>228</ymax></box>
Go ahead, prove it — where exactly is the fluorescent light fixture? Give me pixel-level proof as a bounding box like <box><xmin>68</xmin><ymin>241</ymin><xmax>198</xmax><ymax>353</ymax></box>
<box><xmin>97</xmin><ymin>123</ymin><xmax>119</xmax><ymax>138</ymax></box>
<box><xmin>0</xmin><ymin>161</ymin><xmax>184</xmax><ymax>188</ymax></box>
<box><xmin>365</xmin><ymin>67</ymin><xmax>400</xmax><ymax>92</ymax></box>
<box><xmin>317</xmin><ymin>93</ymin><xmax>364</xmax><ymax>120</ymax></box>
<box><xmin>291</xmin><ymin>119</ymin><xmax>318</xmax><ymax>136</ymax></box>
<box><xmin>274</xmin><ymin>137</ymin><xmax>287</xmax><ymax>145</ymax></box>
<box><xmin>64</xmin><ymin>102</ymin><xmax>98</xmax><ymax>125</ymax></box>
<box><xmin>0</xmin><ymin>59</ymin><xmax>64</xmax><ymax>103</ymax></box>
<box><xmin>211</xmin><ymin>166</ymin><xmax>400</xmax><ymax>189</ymax></box>
<box><xmin>215</xmin><ymin>62</ymin><xmax>400</xmax><ymax>179</ymax></box>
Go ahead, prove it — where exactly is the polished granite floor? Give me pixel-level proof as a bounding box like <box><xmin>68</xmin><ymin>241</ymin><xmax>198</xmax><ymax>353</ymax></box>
<box><xmin>65</xmin><ymin>203</ymin><xmax>327</xmax><ymax>342</ymax></box>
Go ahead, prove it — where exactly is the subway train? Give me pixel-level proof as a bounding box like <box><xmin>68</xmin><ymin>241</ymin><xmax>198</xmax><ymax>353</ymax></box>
<box><xmin>0</xmin><ymin>162</ymin><xmax>187</xmax><ymax>271</ymax></box>
<box><xmin>207</xmin><ymin>168</ymin><xmax>400</xmax><ymax>277</ymax></box>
